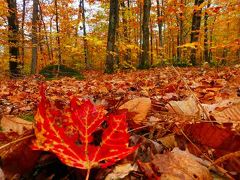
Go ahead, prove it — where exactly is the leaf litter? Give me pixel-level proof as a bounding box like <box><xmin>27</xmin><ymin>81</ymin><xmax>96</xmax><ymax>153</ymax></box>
<box><xmin>0</xmin><ymin>67</ymin><xmax>239</xmax><ymax>179</ymax></box>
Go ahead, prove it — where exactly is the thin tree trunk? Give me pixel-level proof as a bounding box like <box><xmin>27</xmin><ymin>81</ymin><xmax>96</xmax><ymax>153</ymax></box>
<box><xmin>38</xmin><ymin>20</ymin><xmax>44</xmax><ymax>64</ymax></box>
<box><xmin>156</xmin><ymin>0</ymin><xmax>163</xmax><ymax>47</ymax></box>
<box><xmin>21</xmin><ymin>0</ymin><xmax>26</xmax><ymax>66</ymax></box>
<box><xmin>39</xmin><ymin>0</ymin><xmax>52</xmax><ymax>62</ymax></box>
<box><xmin>156</xmin><ymin>36</ymin><xmax>159</xmax><ymax>58</ymax></box>
<box><xmin>171</xmin><ymin>35</ymin><xmax>175</xmax><ymax>60</ymax></box>
<box><xmin>237</xmin><ymin>18</ymin><xmax>240</xmax><ymax>62</ymax></box>
<box><xmin>139</xmin><ymin>1</ymin><xmax>143</xmax><ymax>61</ymax></box>
<box><xmin>115</xmin><ymin>13</ymin><xmax>120</xmax><ymax>66</ymax></box>
<box><xmin>150</xmin><ymin>18</ymin><xmax>153</xmax><ymax>65</ymax></box>
<box><xmin>190</xmin><ymin>0</ymin><xmax>204</xmax><ymax>65</ymax></box>
<box><xmin>75</xmin><ymin>0</ymin><xmax>82</xmax><ymax>47</ymax></box>
<box><xmin>81</xmin><ymin>0</ymin><xmax>89</xmax><ymax>69</ymax></box>
<box><xmin>177</xmin><ymin>0</ymin><xmax>184</xmax><ymax>61</ymax></box>
<box><xmin>204</xmin><ymin>0</ymin><xmax>211</xmax><ymax>63</ymax></box>
<box><xmin>209</xmin><ymin>16</ymin><xmax>216</xmax><ymax>62</ymax></box>
<box><xmin>121</xmin><ymin>0</ymin><xmax>131</xmax><ymax>64</ymax></box>
<box><xmin>126</xmin><ymin>0</ymin><xmax>131</xmax><ymax>64</ymax></box>
<box><xmin>54</xmin><ymin>0</ymin><xmax>62</xmax><ymax>71</ymax></box>
<box><xmin>139</xmin><ymin>0</ymin><xmax>151</xmax><ymax>69</ymax></box>
<box><xmin>7</xmin><ymin>0</ymin><xmax>20</xmax><ymax>77</ymax></box>
<box><xmin>49</xmin><ymin>17</ymin><xmax>54</xmax><ymax>61</ymax></box>
<box><xmin>105</xmin><ymin>0</ymin><xmax>119</xmax><ymax>73</ymax></box>
<box><xmin>177</xmin><ymin>33</ymin><xmax>180</xmax><ymax>62</ymax></box>
<box><xmin>31</xmin><ymin>0</ymin><xmax>39</xmax><ymax>74</ymax></box>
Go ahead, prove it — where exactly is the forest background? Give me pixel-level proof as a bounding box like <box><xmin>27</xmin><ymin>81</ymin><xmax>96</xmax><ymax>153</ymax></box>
<box><xmin>0</xmin><ymin>0</ymin><xmax>239</xmax><ymax>76</ymax></box>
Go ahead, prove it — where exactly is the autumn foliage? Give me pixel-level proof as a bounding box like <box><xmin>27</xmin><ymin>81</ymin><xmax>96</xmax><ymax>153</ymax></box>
<box><xmin>0</xmin><ymin>67</ymin><xmax>240</xmax><ymax>179</ymax></box>
<box><xmin>32</xmin><ymin>85</ymin><xmax>138</xmax><ymax>171</ymax></box>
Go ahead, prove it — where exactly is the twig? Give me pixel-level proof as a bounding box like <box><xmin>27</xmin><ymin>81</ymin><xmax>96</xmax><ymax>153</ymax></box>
<box><xmin>0</xmin><ymin>134</ymin><xmax>34</xmax><ymax>151</ymax></box>
<box><xmin>128</xmin><ymin>125</ymin><xmax>151</xmax><ymax>133</ymax></box>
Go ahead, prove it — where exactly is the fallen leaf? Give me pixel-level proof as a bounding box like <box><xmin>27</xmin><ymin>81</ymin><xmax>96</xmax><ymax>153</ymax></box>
<box><xmin>119</xmin><ymin>97</ymin><xmax>151</xmax><ymax>124</ymax></box>
<box><xmin>131</xmin><ymin>135</ymin><xmax>164</xmax><ymax>162</ymax></box>
<box><xmin>158</xmin><ymin>134</ymin><xmax>177</xmax><ymax>149</ymax></box>
<box><xmin>138</xmin><ymin>160</ymin><xmax>160</xmax><ymax>179</ymax></box>
<box><xmin>32</xmin><ymin>86</ymin><xmax>139</xmax><ymax>174</ymax></box>
<box><xmin>115</xmin><ymin>88</ymin><xmax>126</xmax><ymax>95</ymax></box>
<box><xmin>184</xmin><ymin>123</ymin><xmax>240</xmax><ymax>152</ymax></box>
<box><xmin>1</xmin><ymin>115</ymin><xmax>33</xmax><ymax>135</ymax></box>
<box><xmin>211</xmin><ymin>103</ymin><xmax>240</xmax><ymax>124</ymax></box>
<box><xmin>139</xmin><ymin>148</ymin><xmax>212</xmax><ymax>180</ymax></box>
<box><xmin>166</xmin><ymin>95</ymin><xmax>200</xmax><ymax>116</ymax></box>
<box><xmin>0</xmin><ymin>168</ymin><xmax>4</xmax><ymax>180</ymax></box>
<box><xmin>105</xmin><ymin>163</ymin><xmax>138</xmax><ymax>180</ymax></box>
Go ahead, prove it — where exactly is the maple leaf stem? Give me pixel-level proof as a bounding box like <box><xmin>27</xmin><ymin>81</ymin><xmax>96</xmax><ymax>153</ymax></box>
<box><xmin>85</xmin><ymin>168</ymin><xmax>91</xmax><ymax>180</ymax></box>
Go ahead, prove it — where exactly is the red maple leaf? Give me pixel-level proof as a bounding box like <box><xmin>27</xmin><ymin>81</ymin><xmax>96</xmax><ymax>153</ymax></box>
<box><xmin>32</xmin><ymin>85</ymin><xmax>138</xmax><ymax>179</ymax></box>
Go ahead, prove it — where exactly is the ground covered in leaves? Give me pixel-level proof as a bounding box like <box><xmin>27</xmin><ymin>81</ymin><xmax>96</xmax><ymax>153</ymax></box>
<box><xmin>0</xmin><ymin>67</ymin><xmax>240</xmax><ymax>179</ymax></box>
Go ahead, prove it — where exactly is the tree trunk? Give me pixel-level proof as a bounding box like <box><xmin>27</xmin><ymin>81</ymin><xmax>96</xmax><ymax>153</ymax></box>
<box><xmin>190</xmin><ymin>0</ymin><xmax>204</xmax><ymax>65</ymax></box>
<box><xmin>31</xmin><ymin>0</ymin><xmax>39</xmax><ymax>74</ymax></box>
<box><xmin>120</xmin><ymin>0</ymin><xmax>131</xmax><ymax>64</ymax></box>
<box><xmin>209</xmin><ymin>16</ymin><xmax>216</xmax><ymax>62</ymax></box>
<box><xmin>75</xmin><ymin>0</ymin><xmax>82</xmax><ymax>46</ymax></box>
<box><xmin>139</xmin><ymin>0</ymin><xmax>151</xmax><ymax>69</ymax></box>
<box><xmin>39</xmin><ymin>0</ymin><xmax>52</xmax><ymax>62</ymax></box>
<box><xmin>81</xmin><ymin>0</ymin><xmax>90</xmax><ymax>69</ymax></box>
<box><xmin>49</xmin><ymin>16</ymin><xmax>54</xmax><ymax>61</ymax></box>
<box><xmin>156</xmin><ymin>0</ymin><xmax>163</xmax><ymax>47</ymax></box>
<box><xmin>105</xmin><ymin>0</ymin><xmax>119</xmax><ymax>73</ymax></box>
<box><xmin>150</xmin><ymin>18</ymin><xmax>153</xmax><ymax>65</ymax></box>
<box><xmin>7</xmin><ymin>0</ymin><xmax>20</xmax><ymax>77</ymax></box>
<box><xmin>21</xmin><ymin>0</ymin><xmax>26</xmax><ymax>66</ymax></box>
<box><xmin>139</xmin><ymin>1</ymin><xmax>143</xmax><ymax>61</ymax></box>
<box><xmin>177</xmin><ymin>0</ymin><xmax>184</xmax><ymax>61</ymax></box>
<box><xmin>54</xmin><ymin>0</ymin><xmax>62</xmax><ymax>71</ymax></box>
<box><xmin>204</xmin><ymin>0</ymin><xmax>211</xmax><ymax>63</ymax></box>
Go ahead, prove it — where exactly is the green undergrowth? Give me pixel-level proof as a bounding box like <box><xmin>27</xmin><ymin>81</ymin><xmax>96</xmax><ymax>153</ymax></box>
<box><xmin>39</xmin><ymin>65</ymin><xmax>84</xmax><ymax>80</ymax></box>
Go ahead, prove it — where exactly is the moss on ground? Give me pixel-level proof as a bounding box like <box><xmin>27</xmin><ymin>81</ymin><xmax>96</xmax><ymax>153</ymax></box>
<box><xmin>39</xmin><ymin>65</ymin><xmax>84</xmax><ymax>80</ymax></box>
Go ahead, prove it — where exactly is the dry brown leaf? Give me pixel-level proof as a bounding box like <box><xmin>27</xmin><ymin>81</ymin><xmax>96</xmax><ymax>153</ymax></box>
<box><xmin>158</xmin><ymin>134</ymin><xmax>177</xmax><ymax>149</ymax></box>
<box><xmin>115</xmin><ymin>88</ymin><xmax>126</xmax><ymax>95</ymax></box>
<box><xmin>1</xmin><ymin>115</ymin><xmax>33</xmax><ymax>134</ymax></box>
<box><xmin>119</xmin><ymin>97</ymin><xmax>151</xmax><ymax>124</ymax></box>
<box><xmin>166</xmin><ymin>95</ymin><xmax>200</xmax><ymax>116</ymax></box>
<box><xmin>0</xmin><ymin>168</ymin><xmax>4</xmax><ymax>180</ymax></box>
<box><xmin>105</xmin><ymin>163</ymin><xmax>138</xmax><ymax>180</ymax></box>
<box><xmin>152</xmin><ymin>148</ymin><xmax>212</xmax><ymax>180</ymax></box>
<box><xmin>211</xmin><ymin>103</ymin><xmax>240</xmax><ymax>123</ymax></box>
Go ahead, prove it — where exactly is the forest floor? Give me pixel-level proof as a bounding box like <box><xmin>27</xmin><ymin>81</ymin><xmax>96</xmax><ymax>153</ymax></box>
<box><xmin>0</xmin><ymin>66</ymin><xmax>240</xmax><ymax>179</ymax></box>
